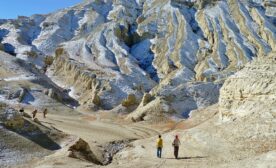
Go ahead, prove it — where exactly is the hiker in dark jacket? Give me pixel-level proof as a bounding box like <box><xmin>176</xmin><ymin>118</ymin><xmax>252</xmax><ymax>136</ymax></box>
<box><xmin>43</xmin><ymin>108</ymin><xmax>48</xmax><ymax>118</ymax></box>
<box><xmin>172</xmin><ymin>135</ymin><xmax>181</xmax><ymax>159</ymax></box>
<box><xmin>32</xmin><ymin>109</ymin><xmax>38</xmax><ymax>119</ymax></box>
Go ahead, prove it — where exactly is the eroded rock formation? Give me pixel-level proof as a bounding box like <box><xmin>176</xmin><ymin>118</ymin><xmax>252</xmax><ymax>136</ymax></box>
<box><xmin>219</xmin><ymin>52</ymin><xmax>276</xmax><ymax>121</ymax></box>
<box><xmin>0</xmin><ymin>0</ymin><xmax>275</xmax><ymax>117</ymax></box>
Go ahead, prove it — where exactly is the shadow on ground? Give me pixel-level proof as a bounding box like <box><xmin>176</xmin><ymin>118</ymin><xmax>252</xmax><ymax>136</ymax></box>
<box><xmin>5</xmin><ymin>119</ymin><xmax>61</xmax><ymax>151</ymax></box>
<box><xmin>165</xmin><ymin>156</ymin><xmax>208</xmax><ymax>160</ymax></box>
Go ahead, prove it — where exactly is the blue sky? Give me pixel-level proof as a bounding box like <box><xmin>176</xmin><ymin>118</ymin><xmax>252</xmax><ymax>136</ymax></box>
<box><xmin>0</xmin><ymin>0</ymin><xmax>82</xmax><ymax>19</ymax></box>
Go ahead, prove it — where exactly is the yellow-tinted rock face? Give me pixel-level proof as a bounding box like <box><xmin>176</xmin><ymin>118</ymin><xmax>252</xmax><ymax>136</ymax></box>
<box><xmin>219</xmin><ymin>52</ymin><xmax>276</xmax><ymax>122</ymax></box>
<box><xmin>4</xmin><ymin>116</ymin><xmax>24</xmax><ymax>129</ymax></box>
<box><xmin>50</xmin><ymin>55</ymin><xmax>107</xmax><ymax>108</ymax></box>
<box><xmin>122</xmin><ymin>94</ymin><xmax>137</xmax><ymax>107</ymax></box>
<box><xmin>92</xmin><ymin>93</ymin><xmax>101</xmax><ymax>106</ymax></box>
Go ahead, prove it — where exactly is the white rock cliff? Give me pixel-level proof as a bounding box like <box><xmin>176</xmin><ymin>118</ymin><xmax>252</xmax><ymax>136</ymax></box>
<box><xmin>0</xmin><ymin>0</ymin><xmax>275</xmax><ymax>116</ymax></box>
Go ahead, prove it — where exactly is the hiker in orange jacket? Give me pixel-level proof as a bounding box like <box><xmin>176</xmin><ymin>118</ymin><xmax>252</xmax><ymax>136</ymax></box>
<box><xmin>156</xmin><ymin>135</ymin><xmax>163</xmax><ymax>158</ymax></box>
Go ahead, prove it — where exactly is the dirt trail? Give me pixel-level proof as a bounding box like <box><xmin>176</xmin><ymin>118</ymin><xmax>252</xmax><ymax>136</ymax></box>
<box><xmin>36</xmin><ymin>112</ymin><xmax>160</xmax><ymax>145</ymax></box>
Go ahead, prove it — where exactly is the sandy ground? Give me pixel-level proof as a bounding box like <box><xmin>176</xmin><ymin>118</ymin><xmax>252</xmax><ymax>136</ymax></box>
<box><xmin>13</xmin><ymin>108</ymin><xmax>163</xmax><ymax>168</ymax></box>
<box><xmin>12</xmin><ymin>105</ymin><xmax>223</xmax><ymax>168</ymax></box>
<box><xmin>4</xmin><ymin>103</ymin><xmax>276</xmax><ymax>168</ymax></box>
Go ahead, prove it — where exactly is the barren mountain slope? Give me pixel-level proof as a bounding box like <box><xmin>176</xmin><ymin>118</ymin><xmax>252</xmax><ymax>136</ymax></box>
<box><xmin>1</xmin><ymin>0</ymin><xmax>275</xmax><ymax>117</ymax></box>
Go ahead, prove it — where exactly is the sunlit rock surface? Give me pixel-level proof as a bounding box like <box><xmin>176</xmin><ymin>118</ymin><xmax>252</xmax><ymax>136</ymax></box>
<box><xmin>219</xmin><ymin>52</ymin><xmax>276</xmax><ymax>122</ymax></box>
<box><xmin>0</xmin><ymin>0</ymin><xmax>275</xmax><ymax>116</ymax></box>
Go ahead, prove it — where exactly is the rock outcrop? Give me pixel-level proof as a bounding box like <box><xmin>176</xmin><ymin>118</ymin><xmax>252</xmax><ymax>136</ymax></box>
<box><xmin>219</xmin><ymin>52</ymin><xmax>276</xmax><ymax>122</ymax></box>
<box><xmin>68</xmin><ymin>138</ymin><xmax>101</xmax><ymax>165</ymax></box>
<box><xmin>264</xmin><ymin>0</ymin><xmax>276</xmax><ymax>16</ymax></box>
<box><xmin>151</xmin><ymin>81</ymin><xmax>221</xmax><ymax>117</ymax></box>
<box><xmin>0</xmin><ymin>50</ymin><xmax>79</xmax><ymax>108</ymax></box>
<box><xmin>6</xmin><ymin>87</ymin><xmax>27</xmax><ymax>103</ymax></box>
<box><xmin>1</xmin><ymin>107</ymin><xmax>25</xmax><ymax>129</ymax></box>
<box><xmin>127</xmin><ymin>97</ymin><xmax>174</xmax><ymax>122</ymax></box>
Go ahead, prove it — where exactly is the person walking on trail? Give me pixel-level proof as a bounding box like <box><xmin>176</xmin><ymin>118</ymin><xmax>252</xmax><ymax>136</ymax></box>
<box><xmin>172</xmin><ymin>135</ymin><xmax>181</xmax><ymax>159</ymax></box>
<box><xmin>156</xmin><ymin>135</ymin><xmax>163</xmax><ymax>158</ymax></box>
<box><xmin>43</xmin><ymin>108</ymin><xmax>48</xmax><ymax>118</ymax></box>
<box><xmin>32</xmin><ymin>109</ymin><xmax>38</xmax><ymax>119</ymax></box>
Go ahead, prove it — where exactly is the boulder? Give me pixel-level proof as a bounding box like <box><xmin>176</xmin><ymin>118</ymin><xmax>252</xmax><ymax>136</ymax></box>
<box><xmin>127</xmin><ymin>97</ymin><xmax>174</xmax><ymax>122</ymax></box>
<box><xmin>7</xmin><ymin>90</ymin><xmax>21</xmax><ymax>100</ymax></box>
<box><xmin>6</xmin><ymin>88</ymin><xmax>27</xmax><ymax>102</ymax></box>
<box><xmin>2</xmin><ymin>108</ymin><xmax>24</xmax><ymax>129</ymax></box>
<box><xmin>68</xmin><ymin>138</ymin><xmax>101</xmax><ymax>165</ymax></box>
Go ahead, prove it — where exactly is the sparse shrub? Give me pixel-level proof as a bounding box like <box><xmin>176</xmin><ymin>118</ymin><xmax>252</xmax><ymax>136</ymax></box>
<box><xmin>122</xmin><ymin>94</ymin><xmax>137</xmax><ymax>107</ymax></box>
<box><xmin>24</xmin><ymin>51</ymin><xmax>38</xmax><ymax>58</ymax></box>
<box><xmin>13</xmin><ymin>22</ymin><xmax>21</xmax><ymax>29</ymax></box>
<box><xmin>42</xmin><ymin>22</ymin><xmax>54</xmax><ymax>28</ymax></box>
<box><xmin>141</xmin><ymin>93</ymin><xmax>153</xmax><ymax>106</ymax></box>
<box><xmin>92</xmin><ymin>94</ymin><xmax>101</xmax><ymax>106</ymax></box>
<box><xmin>94</xmin><ymin>0</ymin><xmax>102</xmax><ymax>5</ymax></box>
<box><xmin>55</xmin><ymin>47</ymin><xmax>64</xmax><ymax>57</ymax></box>
<box><xmin>0</xmin><ymin>102</ymin><xmax>7</xmax><ymax>109</ymax></box>
<box><xmin>44</xmin><ymin>56</ymin><xmax>54</xmax><ymax>66</ymax></box>
<box><xmin>4</xmin><ymin>118</ymin><xmax>25</xmax><ymax>129</ymax></box>
<box><xmin>136</xmin><ymin>16</ymin><xmax>145</xmax><ymax>24</ymax></box>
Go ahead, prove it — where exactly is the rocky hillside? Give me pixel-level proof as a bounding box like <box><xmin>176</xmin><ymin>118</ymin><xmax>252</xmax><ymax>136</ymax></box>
<box><xmin>0</xmin><ymin>0</ymin><xmax>276</xmax><ymax>117</ymax></box>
